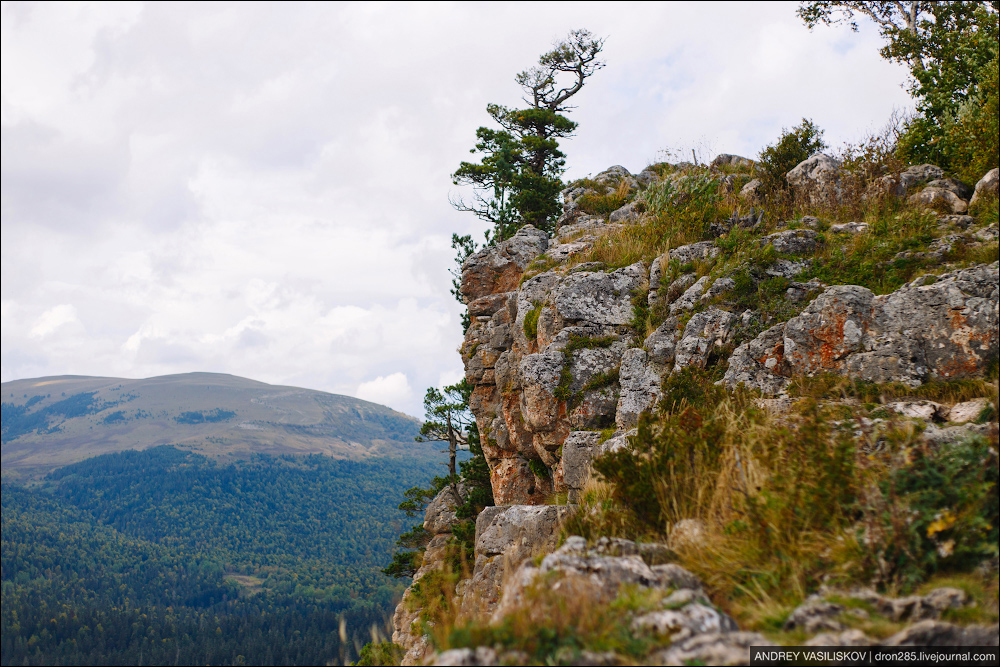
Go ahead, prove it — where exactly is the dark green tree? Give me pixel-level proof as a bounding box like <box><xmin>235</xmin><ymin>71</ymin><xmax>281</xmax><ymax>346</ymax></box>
<box><xmin>383</xmin><ymin>379</ymin><xmax>495</xmax><ymax>579</ymax></box>
<box><xmin>757</xmin><ymin>118</ymin><xmax>828</xmax><ymax>190</ymax></box>
<box><xmin>452</xmin><ymin>29</ymin><xmax>605</xmax><ymax>242</ymax></box>
<box><xmin>449</xmin><ymin>233</ymin><xmax>479</xmax><ymax>335</ymax></box>
<box><xmin>416</xmin><ymin>380</ymin><xmax>476</xmax><ymax>497</ymax></box>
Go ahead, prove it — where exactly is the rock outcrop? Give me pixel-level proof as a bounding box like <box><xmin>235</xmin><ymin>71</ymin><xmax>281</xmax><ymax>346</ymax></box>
<box><xmin>786</xmin><ymin>153</ymin><xmax>843</xmax><ymax>207</ymax></box>
<box><xmin>393</xmin><ymin>155</ymin><xmax>1000</xmax><ymax>665</ymax></box>
<box><xmin>724</xmin><ymin>263</ymin><xmax>999</xmax><ymax>393</ymax></box>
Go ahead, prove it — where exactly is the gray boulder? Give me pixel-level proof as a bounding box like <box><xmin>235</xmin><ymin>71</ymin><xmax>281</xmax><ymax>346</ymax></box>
<box><xmin>829</xmin><ymin>222</ymin><xmax>869</xmax><ymax>234</ymax></box>
<box><xmin>650</xmin><ymin>632</ymin><xmax>775</xmax><ymax>666</ymax></box>
<box><xmin>670</xmin><ymin>241</ymin><xmax>719</xmax><ymax>265</ymax></box>
<box><xmin>900</xmin><ymin>164</ymin><xmax>945</xmax><ymax>193</ymax></box>
<box><xmin>555</xmin><ymin>214</ymin><xmax>607</xmax><ymax>241</ymax></box>
<box><xmin>701</xmin><ymin>277</ymin><xmax>736</xmax><ymax>303</ymax></box>
<box><xmin>423</xmin><ymin>484</ymin><xmax>466</xmax><ymax>534</ymax></box>
<box><xmin>721</xmin><ymin>323</ymin><xmax>789</xmax><ymax>394</ymax></box>
<box><xmin>553</xmin><ymin>263</ymin><xmax>646</xmax><ymax>326</ymax></box>
<box><xmin>494</xmin><ymin>539</ymin><xmax>708</xmax><ymax>624</ymax></box>
<box><xmin>926</xmin><ymin>177</ymin><xmax>972</xmax><ymax>200</ymax></box>
<box><xmin>739</xmin><ymin>178</ymin><xmax>763</xmax><ymax>202</ymax></box>
<box><xmin>673</xmin><ymin>307</ymin><xmax>737</xmax><ymax>370</ymax></box>
<box><xmin>670</xmin><ymin>275</ymin><xmax>711</xmax><ymax>315</ymax></box>
<box><xmin>711</xmin><ymin>153</ymin><xmax>756</xmax><ymax>170</ymax></box>
<box><xmin>766</xmin><ymin>258</ymin><xmax>811</xmax><ymax>280</ymax></box>
<box><xmin>430</xmin><ymin>647</ymin><xmax>499</xmax><ymax>666</ymax></box>
<box><xmin>970</xmin><ymin>167</ymin><xmax>999</xmax><ymax>209</ymax></box>
<box><xmin>562</xmin><ymin>431</ymin><xmax>603</xmax><ymax>501</ymax></box>
<box><xmin>460</xmin><ymin>225</ymin><xmax>548</xmax><ymax>302</ymax></box>
<box><xmin>636</xmin><ymin>166</ymin><xmax>662</xmax><ymax>186</ymax></box>
<box><xmin>909</xmin><ymin>186</ymin><xmax>969</xmax><ymax>214</ymax></box>
<box><xmin>633</xmin><ymin>604</ymin><xmax>738</xmax><ymax>642</ymax></box>
<box><xmin>609</xmin><ymin>200</ymin><xmax>645</xmax><ymax>224</ymax></box>
<box><xmin>652</xmin><ymin>272</ymin><xmax>695</xmax><ymax>308</ymax></box>
<box><xmin>975</xmin><ymin>223</ymin><xmax>999</xmax><ymax>243</ymax></box>
<box><xmin>595</xmin><ymin>165</ymin><xmax>634</xmax><ymax>185</ymax></box>
<box><xmin>884</xmin><ymin>621</ymin><xmax>999</xmax><ymax>646</ymax></box>
<box><xmin>783</xmin><ymin>597</ymin><xmax>846</xmax><ymax>633</ymax></box>
<box><xmin>786</xmin><ymin>154</ymin><xmax>842</xmax><ymax>207</ymax></box>
<box><xmin>761</xmin><ymin>228</ymin><xmax>819</xmax><ymax>255</ymax></box>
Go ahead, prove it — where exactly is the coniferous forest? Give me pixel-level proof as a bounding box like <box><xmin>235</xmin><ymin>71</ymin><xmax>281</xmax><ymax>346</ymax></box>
<box><xmin>1</xmin><ymin>446</ymin><xmax>455</xmax><ymax>665</ymax></box>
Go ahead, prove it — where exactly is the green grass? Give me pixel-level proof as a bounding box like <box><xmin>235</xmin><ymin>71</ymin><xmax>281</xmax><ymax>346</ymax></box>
<box><xmin>523</xmin><ymin>302</ymin><xmax>543</xmax><ymax>341</ymax></box>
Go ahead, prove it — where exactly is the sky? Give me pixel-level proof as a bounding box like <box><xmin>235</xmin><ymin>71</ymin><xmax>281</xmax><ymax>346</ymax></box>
<box><xmin>1</xmin><ymin>1</ymin><xmax>914</xmax><ymax>418</ymax></box>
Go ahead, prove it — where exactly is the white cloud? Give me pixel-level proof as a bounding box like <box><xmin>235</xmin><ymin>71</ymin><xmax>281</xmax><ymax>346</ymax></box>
<box><xmin>30</xmin><ymin>304</ymin><xmax>78</xmax><ymax>338</ymax></box>
<box><xmin>356</xmin><ymin>372</ymin><xmax>412</xmax><ymax>412</ymax></box>
<box><xmin>1</xmin><ymin>1</ymin><xmax>917</xmax><ymax>417</ymax></box>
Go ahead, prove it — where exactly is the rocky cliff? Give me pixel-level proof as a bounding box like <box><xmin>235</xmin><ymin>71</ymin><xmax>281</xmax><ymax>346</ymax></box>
<box><xmin>392</xmin><ymin>158</ymin><xmax>999</xmax><ymax>665</ymax></box>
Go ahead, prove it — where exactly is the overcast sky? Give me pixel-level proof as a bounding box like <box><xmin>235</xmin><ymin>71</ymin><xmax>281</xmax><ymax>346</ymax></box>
<box><xmin>1</xmin><ymin>1</ymin><xmax>913</xmax><ymax>417</ymax></box>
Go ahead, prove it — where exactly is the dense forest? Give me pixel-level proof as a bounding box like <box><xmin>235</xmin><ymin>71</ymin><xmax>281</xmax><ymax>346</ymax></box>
<box><xmin>1</xmin><ymin>446</ymin><xmax>458</xmax><ymax>665</ymax></box>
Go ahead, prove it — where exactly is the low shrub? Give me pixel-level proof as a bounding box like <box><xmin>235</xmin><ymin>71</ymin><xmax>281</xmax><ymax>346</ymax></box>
<box><xmin>522</xmin><ymin>302</ymin><xmax>543</xmax><ymax>341</ymax></box>
<box><xmin>756</xmin><ymin>118</ymin><xmax>827</xmax><ymax>195</ymax></box>
<box><xmin>444</xmin><ymin>575</ymin><xmax>659</xmax><ymax>663</ymax></box>
<box><xmin>574</xmin><ymin>178</ymin><xmax>632</xmax><ymax>217</ymax></box>
<box><xmin>861</xmin><ymin>431</ymin><xmax>999</xmax><ymax>590</ymax></box>
<box><xmin>353</xmin><ymin>641</ymin><xmax>403</xmax><ymax>666</ymax></box>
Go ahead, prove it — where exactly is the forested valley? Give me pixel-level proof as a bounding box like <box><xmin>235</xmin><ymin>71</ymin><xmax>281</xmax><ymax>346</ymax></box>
<box><xmin>1</xmin><ymin>446</ymin><xmax>454</xmax><ymax>665</ymax></box>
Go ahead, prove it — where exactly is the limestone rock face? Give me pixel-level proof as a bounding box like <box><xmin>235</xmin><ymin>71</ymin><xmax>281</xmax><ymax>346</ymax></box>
<box><xmin>552</xmin><ymin>263</ymin><xmax>646</xmax><ymax>325</ymax></box>
<box><xmin>400</xmin><ymin>157</ymin><xmax>1000</xmax><ymax>665</ymax></box>
<box><xmin>460</xmin><ymin>179</ymin><xmax>997</xmax><ymax>501</ymax></box>
<box><xmin>460</xmin><ymin>225</ymin><xmax>548</xmax><ymax>303</ymax></box>
<box><xmin>458</xmin><ymin>505</ymin><xmax>574</xmax><ymax>619</ymax></box>
<box><xmin>721</xmin><ymin>323</ymin><xmax>789</xmax><ymax>394</ymax></box>
<box><xmin>392</xmin><ymin>531</ymin><xmax>453</xmax><ymax>665</ymax></box>
<box><xmin>616</xmin><ymin>348</ymin><xmax>661</xmax><ymax>429</ymax></box>
<box><xmin>423</xmin><ymin>484</ymin><xmax>466</xmax><ymax>534</ymax></box>
<box><xmin>673</xmin><ymin>307</ymin><xmax>737</xmax><ymax>371</ymax></box>
<box><xmin>786</xmin><ymin>154</ymin><xmax>843</xmax><ymax>207</ymax></box>
<box><xmin>724</xmin><ymin>263</ymin><xmax>999</xmax><ymax>393</ymax></box>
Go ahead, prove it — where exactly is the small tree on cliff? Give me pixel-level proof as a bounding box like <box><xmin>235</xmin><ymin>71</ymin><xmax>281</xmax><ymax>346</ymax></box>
<box><xmin>416</xmin><ymin>380</ymin><xmax>476</xmax><ymax>498</ymax></box>
<box><xmin>383</xmin><ymin>378</ymin><xmax>493</xmax><ymax>579</ymax></box>
<box><xmin>451</xmin><ymin>29</ymin><xmax>606</xmax><ymax>242</ymax></box>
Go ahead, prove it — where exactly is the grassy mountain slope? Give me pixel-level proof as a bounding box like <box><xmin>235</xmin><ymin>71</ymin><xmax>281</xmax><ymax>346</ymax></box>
<box><xmin>1</xmin><ymin>372</ymin><xmax>425</xmax><ymax>478</ymax></box>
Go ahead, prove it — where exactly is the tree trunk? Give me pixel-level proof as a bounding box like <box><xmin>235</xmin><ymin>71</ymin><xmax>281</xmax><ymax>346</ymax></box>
<box><xmin>446</xmin><ymin>419</ymin><xmax>459</xmax><ymax>499</ymax></box>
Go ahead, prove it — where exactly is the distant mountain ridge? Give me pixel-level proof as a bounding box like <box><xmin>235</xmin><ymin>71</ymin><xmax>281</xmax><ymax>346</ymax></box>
<box><xmin>1</xmin><ymin>372</ymin><xmax>425</xmax><ymax>477</ymax></box>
